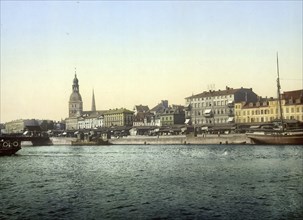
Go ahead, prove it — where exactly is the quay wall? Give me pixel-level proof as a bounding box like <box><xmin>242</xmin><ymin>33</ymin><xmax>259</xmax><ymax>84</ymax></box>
<box><xmin>50</xmin><ymin>137</ymin><xmax>77</xmax><ymax>145</ymax></box>
<box><xmin>48</xmin><ymin>135</ymin><xmax>250</xmax><ymax>145</ymax></box>
<box><xmin>109</xmin><ymin>134</ymin><xmax>251</xmax><ymax>145</ymax></box>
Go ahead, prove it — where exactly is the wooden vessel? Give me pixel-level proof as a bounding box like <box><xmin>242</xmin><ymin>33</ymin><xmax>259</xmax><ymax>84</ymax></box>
<box><xmin>247</xmin><ymin>53</ymin><xmax>303</xmax><ymax>145</ymax></box>
<box><xmin>247</xmin><ymin>132</ymin><xmax>303</xmax><ymax>145</ymax></box>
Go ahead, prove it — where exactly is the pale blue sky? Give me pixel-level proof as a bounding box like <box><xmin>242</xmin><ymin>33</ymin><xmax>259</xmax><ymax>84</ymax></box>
<box><xmin>1</xmin><ymin>1</ymin><xmax>302</xmax><ymax>122</ymax></box>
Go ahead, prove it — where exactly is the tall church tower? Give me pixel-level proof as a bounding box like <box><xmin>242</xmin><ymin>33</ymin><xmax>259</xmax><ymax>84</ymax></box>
<box><xmin>69</xmin><ymin>73</ymin><xmax>83</xmax><ymax>117</ymax></box>
<box><xmin>91</xmin><ymin>89</ymin><xmax>96</xmax><ymax>112</ymax></box>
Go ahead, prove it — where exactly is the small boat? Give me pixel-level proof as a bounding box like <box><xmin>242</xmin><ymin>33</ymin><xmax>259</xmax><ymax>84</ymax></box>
<box><xmin>0</xmin><ymin>139</ymin><xmax>21</xmax><ymax>156</ymax></box>
<box><xmin>247</xmin><ymin>53</ymin><xmax>303</xmax><ymax>145</ymax></box>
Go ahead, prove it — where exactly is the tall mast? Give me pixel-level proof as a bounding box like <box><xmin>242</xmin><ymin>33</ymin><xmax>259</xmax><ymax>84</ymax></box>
<box><xmin>276</xmin><ymin>52</ymin><xmax>284</xmax><ymax>131</ymax></box>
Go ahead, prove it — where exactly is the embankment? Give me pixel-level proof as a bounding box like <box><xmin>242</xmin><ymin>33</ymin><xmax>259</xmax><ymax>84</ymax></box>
<box><xmin>50</xmin><ymin>137</ymin><xmax>77</xmax><ymax>145</ymax></box>
<box><xmin>109</xmin><ymin>134</ymin><xmax>251</xmax><ymax>145</ymax></box>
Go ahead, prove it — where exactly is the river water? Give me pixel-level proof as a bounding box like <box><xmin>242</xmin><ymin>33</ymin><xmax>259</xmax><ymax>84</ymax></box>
<box><xmin>1</xmin><ymin>144</ymin><xmax>302</xmax><ymax>219</ymax></box>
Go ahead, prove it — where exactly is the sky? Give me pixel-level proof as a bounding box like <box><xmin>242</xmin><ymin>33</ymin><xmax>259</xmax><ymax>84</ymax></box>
<box><xmin>0</xmin><ymin>0</ymin><xmax>302</xmax><ymax>123</ymax></box>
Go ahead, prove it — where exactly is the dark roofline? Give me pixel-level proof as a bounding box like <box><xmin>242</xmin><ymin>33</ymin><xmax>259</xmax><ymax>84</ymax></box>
<box><xmin>185</xmin><ymin>87</ymin><xmax>253</xmax><ymax>99</ymax></box>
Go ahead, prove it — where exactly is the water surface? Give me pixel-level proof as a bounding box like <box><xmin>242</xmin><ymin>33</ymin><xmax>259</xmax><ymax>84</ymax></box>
<box><xmin>1</xmin><ymin>144</ymin><xmax>302</xmax><ymax>219</ymax></box>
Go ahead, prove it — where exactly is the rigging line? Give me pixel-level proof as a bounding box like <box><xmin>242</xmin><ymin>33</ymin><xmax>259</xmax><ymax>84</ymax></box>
<box><xmin>280</xmin><ymin>78</ymin><xmax>302</xmax><ymax>81</ymax></box>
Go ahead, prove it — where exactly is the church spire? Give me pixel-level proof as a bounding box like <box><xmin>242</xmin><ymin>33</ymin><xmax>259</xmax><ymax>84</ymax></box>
<box><xmin>91</xmin><ymin>89</ymin><xmax>96</xmax><ymax>112</ymax></box>
<box><xmin>72</xmin><ymin>73</ymin><xmax>79</xmax><ymax>92</ymax></box>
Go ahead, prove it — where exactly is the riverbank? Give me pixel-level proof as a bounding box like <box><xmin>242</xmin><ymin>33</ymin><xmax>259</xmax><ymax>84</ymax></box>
<box><xmin>48</xmin><ymin>134</ymin><xmax>250</xmax><ymax>145</ymax></box>
<box><xmin>109</xmin><ymin>134</ymin><xmax>251</xmax><ymax>145</ymax></box>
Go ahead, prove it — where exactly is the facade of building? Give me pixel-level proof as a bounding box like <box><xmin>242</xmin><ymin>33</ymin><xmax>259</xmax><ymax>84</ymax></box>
<box><xmin>235</xmin><ymin>98</ymin><xmax>278</xmax><ymax>123</ymax></box>
<box><xmin>132</xmin><ymin>105</ymin><xmax>156</xmax><ymax>126</ymax></box>
<box><xmin>103</xmin><ymin>109</ymin><xmax>134</xmax><ymax>127</ymax></box>
<box><xmin>235</xmin><ymin>90</ymin><xmax>303</xmax><ymax>123</ymax></box>
<box><xmin>282</xmin><ymin>90</ymin><xmax>303</xmax><ymax>122</ymax></box>
<box><xmin>78</xmin><ymin>111</ymin><xmax>104</xmax><ymax>129</ymax></box>
<box><xmin>160</xmin><ymin>106</ymin><xmax>185</xmax><ymax>126</ymax></box>
<box><xmin>185</xmin><ymin>87</ymin><xmax>259</xmax><ymax>125</ymax></box>
<box><xmin>5</xmin><ymin>119</ymin><xmax>41</xmax><ymax>133</ymax></box>
<box><xmin>65</xmin><ymin>117</ymin><xmax>79</xmax><ymax>131</ymax></box>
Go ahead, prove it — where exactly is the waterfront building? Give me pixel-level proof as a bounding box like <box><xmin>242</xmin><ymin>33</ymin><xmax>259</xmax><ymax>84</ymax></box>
<box><xmin>78</xmin><ymin>111</ymin><xmax>104</xmax><ymax>129</ymax></box>
<box><xmin>149</xmin><ymin>100</ymin><xmax>169</xmax><ymax>126</ymax></box>
<box><xmin>160</xmin><ymin>105</ymin><xmax>185</xmax><ymax>126</ymax></box>
<box><xmin>185</xmin><ymin>86</ymin><xmax>259</xmax><ymax>126</ymax></box>
<box><xmin>65</xmin><ymin>117</ymin><xmax>79</xmax><ymax>131</ymax></box>
<box><xmin>235</xmin><ymin>89</ymin><xmax>303</xmax><ymax>123</ymax></box>
<box><xmin>103</xmin><ymin>108</ymin><xmax>134</xmax><ymax>127</ymax></box>
<box><xmin>235</xmin><ymin>97</ymin><xmax>277</xmax><ymax>123</ymax></box>
<box><xmin>133</xmin><ymin>105</ymin><xmax>156</xmax><ymax>126</ymax></box>
<box><xmin>5</xmin><ymin>119</ymin><xmax>41</xmax><ymax>133</ymax></box>
<box><xmin>281</xmin><ymin>90</ymin><xmax>303</xmax><ymax>122</ymax></box>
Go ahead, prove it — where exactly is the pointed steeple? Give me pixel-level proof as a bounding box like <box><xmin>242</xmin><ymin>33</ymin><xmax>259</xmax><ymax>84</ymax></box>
<box><xmin>91</xmin><ymin>89</ymin><xmax>96</xmax><ymax>112</ymax></box>
<box><xmin>72</xmin><ymin>68</ymin><xmax>79</xmax><ymax>92</ymax></box>
<box><xmin>69</xmin><ymin>71</ymin><xmax>83</xmax><ymax>118</ymax></box>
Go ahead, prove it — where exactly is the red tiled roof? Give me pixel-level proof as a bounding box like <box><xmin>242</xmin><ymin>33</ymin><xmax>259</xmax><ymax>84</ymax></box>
<box><xmin>282</xmin><ymin>89</ymin><xmax>303</xmax><ymax>100</ymax></box>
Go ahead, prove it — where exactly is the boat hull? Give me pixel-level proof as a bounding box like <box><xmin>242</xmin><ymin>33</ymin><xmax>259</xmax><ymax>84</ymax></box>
<box><xmin>0</xmin><ymin>147</ymin><xmax>21</xmax><ymax>156</ymax></box>
<box><xmin>0</xmin><ymin>139</ymin><xmax>22</xmax><ymax>156</ymax></box>
<box><xmin>247</xmin><ymin>133</ymin><xmax>303</xmax><ymax>145</ymax></box>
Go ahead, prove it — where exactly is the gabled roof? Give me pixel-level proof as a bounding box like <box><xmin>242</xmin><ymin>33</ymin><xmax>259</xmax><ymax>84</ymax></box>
<box><xmin>150</xmin><ymin>103</ymin><xmax>166</xmax><ymax>113</ymax></box>
<box><xmin>134</xmin><ymin>105</ymin><xmax>149</xmax><ymax>112</ymax></box>
<box><xmin>282</xmin><ymin>89</ymin><xmax>303</xmax><ymax>100</ymax></box>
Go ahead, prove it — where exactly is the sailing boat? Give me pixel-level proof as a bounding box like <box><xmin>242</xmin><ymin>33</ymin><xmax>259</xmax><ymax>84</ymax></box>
<box><xmin>247</xmin><ymin>54</ymin><xmax>303</xmax><ymax>145</ymax></box>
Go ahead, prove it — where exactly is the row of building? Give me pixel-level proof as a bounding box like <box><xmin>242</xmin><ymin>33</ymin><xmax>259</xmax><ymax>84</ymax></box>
<box><xmin>3</xmin><ymin>74</ymin><xmax>303</xmax><ymax>134</ymax></box>
<box><xmin>185</xmin><ymin>87</ymin><xmax>303</xmax><ymax>125</ymax></box>
<box><xmin>66</xmin><ymin>74</ymin><xmax>303</xmax><ymax>130</ymax></box>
